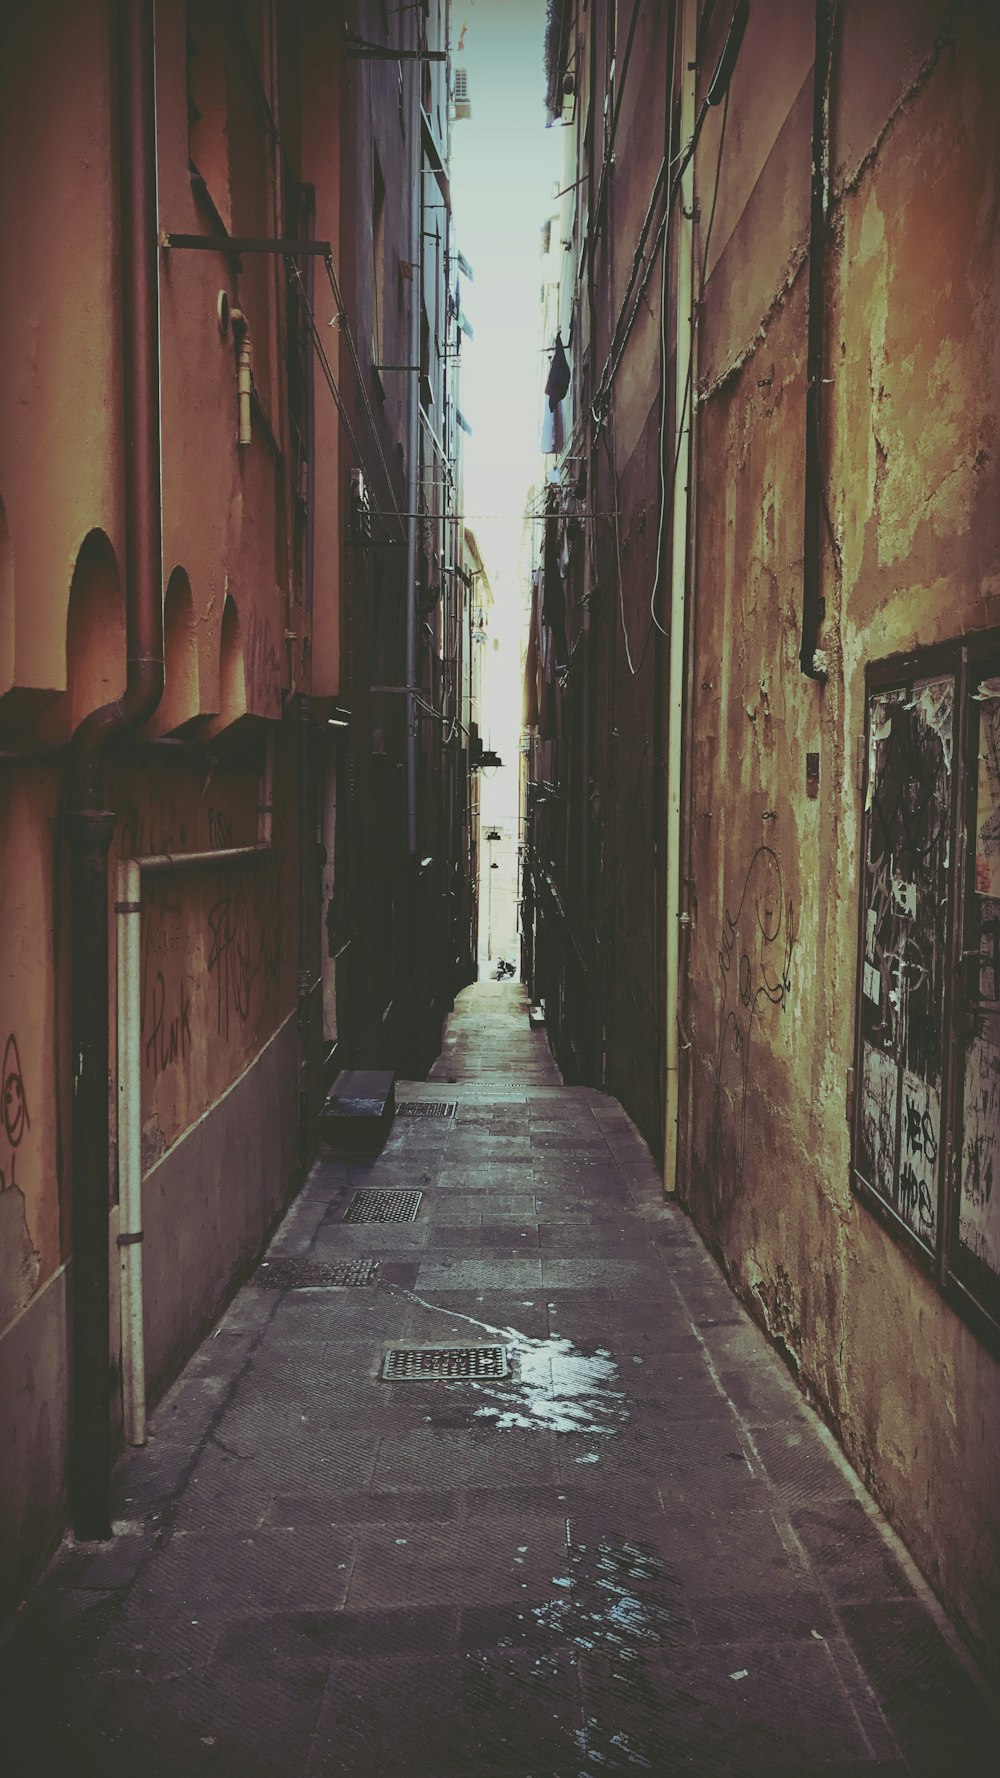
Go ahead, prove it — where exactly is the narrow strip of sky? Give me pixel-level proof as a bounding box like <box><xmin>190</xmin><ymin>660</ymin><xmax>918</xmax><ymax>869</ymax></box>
<box><xmin>449</xmin><ymin>0</ymin><xmax>560</xmax><ymax>601</ymax></box>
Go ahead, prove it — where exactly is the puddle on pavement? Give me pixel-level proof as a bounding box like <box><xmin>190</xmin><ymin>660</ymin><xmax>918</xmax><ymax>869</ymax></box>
<box><xmin>395</xmin><ymin>1289</ymin><xmax>630</xmax><ymax>1437</ymax></box>
<box><xmin>536</xmin><ymin>1534</ymin><xmax>688</xmax><ymax>1660</ymax></box>
<box><xmin>466</xmin><ymin>1531</ymin><xmax>692</xmax><ymax>1778</ymax></box>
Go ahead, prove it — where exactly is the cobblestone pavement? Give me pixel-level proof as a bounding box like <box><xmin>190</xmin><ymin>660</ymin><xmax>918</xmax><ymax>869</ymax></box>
<box><xmin>3</xmin><ymin>983</ymin><xmax>997</xmax><ymax>1775</ymax></box>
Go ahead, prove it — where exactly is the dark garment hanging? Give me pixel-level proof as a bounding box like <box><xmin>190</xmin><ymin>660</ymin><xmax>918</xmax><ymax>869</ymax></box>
<box><xmin>544</xmin><ymin>331</ymin><xmax>570</xmax><ymax>411</ymax></box>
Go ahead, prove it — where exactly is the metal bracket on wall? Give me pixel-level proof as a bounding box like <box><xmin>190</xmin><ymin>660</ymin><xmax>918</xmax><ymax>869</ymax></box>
<box><xmin>159</xmin><ymin>232</ymin><xmax>333</xmax><ymax>257</ymax></box>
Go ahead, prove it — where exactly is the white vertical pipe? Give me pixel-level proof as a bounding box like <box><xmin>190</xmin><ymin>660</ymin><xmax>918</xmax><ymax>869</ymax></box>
<box><xmin>664</xmin><ymin>0</ymin><xmax>696</xmax><ymax>1194</ymax></box>
<box><xmin>116</xmin><ymin>856</ymin><xmax>146</xmax><ymax>1444</ymax></box>
<box><xmin>405</xmin><ymin>29</ymin><xmax>422</xmax><ymax>858</ymax></box>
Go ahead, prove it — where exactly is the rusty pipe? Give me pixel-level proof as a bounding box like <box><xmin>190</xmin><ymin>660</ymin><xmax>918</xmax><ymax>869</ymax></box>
<box><xmin>69</xmin><ymin>0</ymin><xmax>164</xmax><ymax>1542</ymax></box>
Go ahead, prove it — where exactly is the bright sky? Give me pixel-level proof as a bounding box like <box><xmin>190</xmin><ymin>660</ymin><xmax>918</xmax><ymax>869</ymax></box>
<box><xmin>448</xmin><ymin>0</ymin><xmax>559</xmax><ymax>967</ymax></box>
<box><xmin>449</xmin><ymin>0</ymin><xmax>560</xmax><ymax>604</ymax></box>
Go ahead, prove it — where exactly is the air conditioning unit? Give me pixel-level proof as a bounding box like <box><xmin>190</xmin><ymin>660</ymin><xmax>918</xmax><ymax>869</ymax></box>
<box><xmin>452</xmin><ymin>66</ymin><xmax>471</xmax><ymax>121</ymax></box>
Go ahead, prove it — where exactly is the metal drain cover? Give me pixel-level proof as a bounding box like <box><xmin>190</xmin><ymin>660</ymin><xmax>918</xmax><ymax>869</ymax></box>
<box><xmin>256</xmin><ymin>1258</ymin><xmax>380</xmax><ymax>1288</ymax></box>
<box><xmin>397</xmin><ymin>1102</ymin><xmax>457</xmax><ymax>1118</ymax></box>
<box><xmin>382</xmin><ymin>1344</ymin><xmax>510</xmax><ymax>1381</ymax></box>
<box><xmin>345</xmin><ymin>1189</ymin><xmax>423</xmax><ymax>1224</ymax></box>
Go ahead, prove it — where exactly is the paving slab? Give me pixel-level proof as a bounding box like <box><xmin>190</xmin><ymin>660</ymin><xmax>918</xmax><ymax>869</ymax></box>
<box><xmin>2</xmin><ymin>982</ymin><xmax>997</xmax><ymax>1776</ymax></box>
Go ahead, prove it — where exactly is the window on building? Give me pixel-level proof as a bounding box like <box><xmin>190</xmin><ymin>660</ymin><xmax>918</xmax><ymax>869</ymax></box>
<box><xmin>853</xmin><ymin>634</ymin><xmax>1000</xmax><ymax>1349</ymax></box>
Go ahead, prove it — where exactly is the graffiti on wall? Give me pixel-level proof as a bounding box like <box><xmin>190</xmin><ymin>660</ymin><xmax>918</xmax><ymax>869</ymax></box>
<box><xmin>712</xmin><ymin>845</ymin><xmax>795</xmax><ymax>1187</ymax></box>
<box><xmin>959</xmin><ymin>689</ymin><xmax>1000</xmax><ymax>1280</ymax></box>
<box><xmin>1</xmin><ymin>1031</ymin><xmax>30</xmax><ymax>1192</ymax></box>
<box><xmin>138</xmin><ymin>848</ymin><xmax>286</xmax><ymax>1155</ymax></box>
<box><xmin>856</xmin><ymin>677</ymin><xmax>953</xmax><ymax>1248</ymax></box>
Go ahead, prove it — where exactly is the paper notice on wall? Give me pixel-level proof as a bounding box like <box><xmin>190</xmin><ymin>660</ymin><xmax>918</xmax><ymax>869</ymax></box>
<box><xmin>959</xmin><ymin>1032</ymin><xmax>1000</xmax><ymax>1282</ymax></box>
<box><xmin>858</xmin><ymin>1042</ymin><xmax>898</xmax><ymax>1206</ymax></box>
<box><xmin>976</xmin><ymin>702</ymin><xmax>1000</xmax><ymax>896</ymax></box>
<box><xmin>865</xmin><ymin>706</ymin><xmax>895</xmax><ymax>813</ymax></box>
<box><xmin>899</xmin><ymin>1068</ymin><xmax>940</xmax><ymax>1247</ymax></box>
<box><xmin>863</xmin><ymin>961</ymin><xmax>881</xmax><ymax>1006</ymax></box>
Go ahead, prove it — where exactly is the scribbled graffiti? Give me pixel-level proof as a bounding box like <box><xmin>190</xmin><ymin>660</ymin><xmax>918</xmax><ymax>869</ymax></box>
<box><xmin>712</xmin><ymin>846</ymin><xmax>795</xmax><ymax>1188</ymax></box>
<box><xmin>139</xmin><ymin>899</ymin><xmax>194</xmax><ymax>1081</ymax></box>
<box><xmin>856</xmin><ymin>678</ymin><xmax>952</xmax><ymax>1246</ymax></box>
<box><xmin>1</xmin><ymin>1032</ymin><xmax>30</xmax><ymax>1190</ymax></box>
<box><xmin>120</xmin><ymin>795</ymin><xmax>185</xmax><ymax>859</ymax></box>
<box><xmin>207</xmin><ymin>806</ymin><xmax>235</xmax><ymax>849</ymax></box>
<box><xmin>144</xmin><ymin>972</ymin><xmax>193</xmax><ymax>1079</ymax></box>
<box><xmin>207</xmin><ymin>889</ymin><xmax>253</xmax><ymax>1037</ymax></box>
<box><xmin>244</xmin><ymin>607</ymin><xmax>282</xmax><ymax>715</ymax></box>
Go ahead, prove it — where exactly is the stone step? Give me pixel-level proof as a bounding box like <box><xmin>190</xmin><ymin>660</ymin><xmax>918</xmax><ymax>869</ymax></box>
<box><xmin>318</xmin><ymin>1068</ymin><xmax>395</xmax><ymax>1152</ymax></box>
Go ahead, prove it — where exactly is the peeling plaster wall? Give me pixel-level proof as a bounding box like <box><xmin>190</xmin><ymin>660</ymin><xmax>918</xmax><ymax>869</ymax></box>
<box><xmin>0</xmin><ymin>1</ymin><xmax>323</xmax><ymax>1615</ymax></box>
<box><xmin>685</xmin><ymin>0</ymin><xmax>1000</xmax><ymax>1671</ymax></box>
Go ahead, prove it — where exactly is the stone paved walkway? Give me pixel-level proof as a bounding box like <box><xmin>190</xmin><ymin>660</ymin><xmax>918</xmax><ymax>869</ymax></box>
<box><xmin>3</xmin><ymin>983</ymin><xmax>997</xmax><ymax>1775</ymax></box>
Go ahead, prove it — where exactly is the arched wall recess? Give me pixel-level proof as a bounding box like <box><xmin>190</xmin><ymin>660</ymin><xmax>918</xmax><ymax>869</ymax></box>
<box><xmin>217</xmin><ymin>592</ymin><xmax>247</xmax><ymax>729</ymax></box>
<box><xmin>65</xmin><ymin>529</ymin><xmax>126</xmax><ymax>734</ymax></box>
<box><xmin>152</xmin><ymin>566</ymin><xmax>201</xmax><ymax>733</ymax></box>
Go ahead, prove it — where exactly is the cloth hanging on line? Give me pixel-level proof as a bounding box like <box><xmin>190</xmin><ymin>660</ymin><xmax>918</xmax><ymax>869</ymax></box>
<box><xmin>541</xmin><ymin>330</ymin><xmax>570</xmax><ymax>454</ymax></box>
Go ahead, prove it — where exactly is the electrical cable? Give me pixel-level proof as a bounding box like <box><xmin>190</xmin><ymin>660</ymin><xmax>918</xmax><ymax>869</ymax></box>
<box><xmin>289</xmin><ymin>262</ymin><xmax>405</xmax><ymax>547</ymax></box>
<box><xmin>589</xmin><ymin>0</ymin><xmax>644</xmax><ymax>254</ymax></box>
<box><xmin>648</xmin><ymin>0</ymin><xmax>685</xmax><ymax>637</ymax></box>
<box><xmin>321</xmin><ymin>254</ymin><xmax>410</xmax><ymax>535</ymax></box>
<box><xmin>590</xmin><ymin>0</ymin><xmax>748</xmax><ymax>427</ymax></box>
<box><xmin>650</xmin><ymin>84</ymin><xmax>730</xmax><ymax>635</ymax></box>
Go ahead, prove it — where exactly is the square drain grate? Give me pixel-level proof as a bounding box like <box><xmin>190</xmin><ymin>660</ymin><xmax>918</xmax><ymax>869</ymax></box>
<box><xmin>397</xmin><ymin>1101</ymin><xmax>457</xmax><ymax>1119</ymax></box>
<box><xmin>345</xmin><ymin>1189</ymin><xmax>423</xmax><ymax>1224</ymax></box>
<box><xmin>382</xmin><ymin>1344</ymin><xmax>510</xmax><ymax>1382</ymax></box>
<box><xmin>256</xmin><ymin>1258</ymin><xmax>380</xmax><ymax>1289</ymax></box>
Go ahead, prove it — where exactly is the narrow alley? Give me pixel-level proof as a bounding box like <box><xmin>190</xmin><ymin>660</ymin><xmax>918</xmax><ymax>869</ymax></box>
<box><xmin>3</xmin><ymin>985</ymin><xmax>995</xmax><ymax>1776</ymax></box>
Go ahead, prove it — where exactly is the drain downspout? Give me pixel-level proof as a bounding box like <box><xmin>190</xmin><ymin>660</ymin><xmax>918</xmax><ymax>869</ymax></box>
<box><xmin>663</xmin><ymin>0</ymin><xmax>696</xmax><ymax>1195</ymax></box>
<box><xmin>69</xmin><ymin>0</ymin><xmax>164</xmax><ymax>1537</ymax></box>
<box><xmin>404</xmin><ymin>27</ymin><xmax>421</xmax><ymax>861</ymax></box>
<box><xmin>297</xmin><ymin>695</ymin><xmax>314</xmax><ymax>1165</ymax></box>
<box><xmin>800</xmin><ymin>0</ymin><xmax>832</xmax><ymax>680</ymax></box>
<box><xmin>115</xmin><ymin>739</ymin><xmax>273</xmax><ymax>1447</ymax></box>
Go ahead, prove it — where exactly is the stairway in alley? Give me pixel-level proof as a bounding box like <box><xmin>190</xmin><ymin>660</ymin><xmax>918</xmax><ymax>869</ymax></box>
<box><xmin>3</xmin><ymin>985</ymin><xmax>996</xmax><ymax>1776</ymax></box>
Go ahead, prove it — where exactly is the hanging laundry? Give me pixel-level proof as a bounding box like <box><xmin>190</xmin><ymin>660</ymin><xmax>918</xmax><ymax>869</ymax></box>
<box><xmin>541</xmin><ymin>330</ymin><xmax>570</xmax><ymax>454</ymax></box>
<box><xmin>545</xmin><ymin>331</ymin><xmax>571</xmax><ymax>409</ymax></box>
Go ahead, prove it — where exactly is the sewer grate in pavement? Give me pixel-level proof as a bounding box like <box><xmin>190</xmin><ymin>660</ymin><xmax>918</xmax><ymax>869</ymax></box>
<box><xmin>461</xmin><ymin>1088</ymin><xmax>530</xmax><ymax>1098</ymax></box>
<box><xmin>396</xmin><ymin>1101</ymin><xmax>457</xmax><ymax>1118</ymax></box>
<box><xmin>381</xmin><ymin>1344</ymin><xmax>510</xmax><ymax>1381</ymax></box>
<box><xmin>345</xmin><ymin>1189</ymin><xmax>423</xmax><ymax>1224</ymax></box>
<box><xmin>255</xmin><ymin>1257</ymin><xmax>380</xmax><ymax>1288</ymax></box>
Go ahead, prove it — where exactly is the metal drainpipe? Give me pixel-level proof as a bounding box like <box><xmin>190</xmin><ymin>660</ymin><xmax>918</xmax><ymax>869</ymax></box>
<box><xmin>405</xmin><ymin>37</ymin><xmax>421</xmax><ymax>861</ymax></box>
<box><xmin>663</xmin><ymin>0</ymin><xmax>696</xmax><ymax>1196</ymax></box>
<box><xmin>800</xmin><ymin>0</ymin><xmax>832</xmax><ymax>680</ymax></box>
<box><xmin>297</xmin><ymin>695</ymin><xmax>313</xmax><ymax>1167</ymax></box>
<box><xmin>69</xmin><ymin>0</ymin><xmax>164</xmax><ymax>1539</ymax></box>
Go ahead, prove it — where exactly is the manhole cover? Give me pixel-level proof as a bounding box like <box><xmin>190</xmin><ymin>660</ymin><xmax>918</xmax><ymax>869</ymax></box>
<box><xmin>345</xmin><ymin>1189</ymin><xmax>423</xmax><ymax>1224</ymax></box>
<box><xmin>255</xmin><ymin>1258</ymin><xmax>380</xmax><ymax>1288</ymax></box>
<box><xmin>462</xmin><ymin>1089</ymin><xmax>528</xmax><ymax>1098</ymax></box>
<box><xmin>397</xmin><ymin>1102</ymin><xmax>457</xmax><ymax>1118</ymax></box>
<box><xmin>382</xmin><ymin>1344</ymin><xmax>510</xmax><ymax>1381</ymax></box>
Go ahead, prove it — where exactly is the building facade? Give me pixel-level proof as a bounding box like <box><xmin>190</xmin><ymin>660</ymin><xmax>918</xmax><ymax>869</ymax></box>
<box><xmin>0</xmin><ymin>0</ymin><xmax>476</xmax><ymax>1615</ymax></box>
<box><xmin>527</xmin><ymin>0</ymin><xmax>1000</xmax><ymax>1671</ymax></box>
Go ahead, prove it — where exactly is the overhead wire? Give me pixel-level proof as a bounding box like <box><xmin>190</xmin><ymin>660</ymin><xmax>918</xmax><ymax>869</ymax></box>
<box><xmin>321</xmin><ymin>254</ymin><xmax>409</xmax><ymax>536</ymax></box>
<box><xmin>650</xmin><ymin>83</ymin><xmax>730</xmax><ymax>635</ymax></box>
